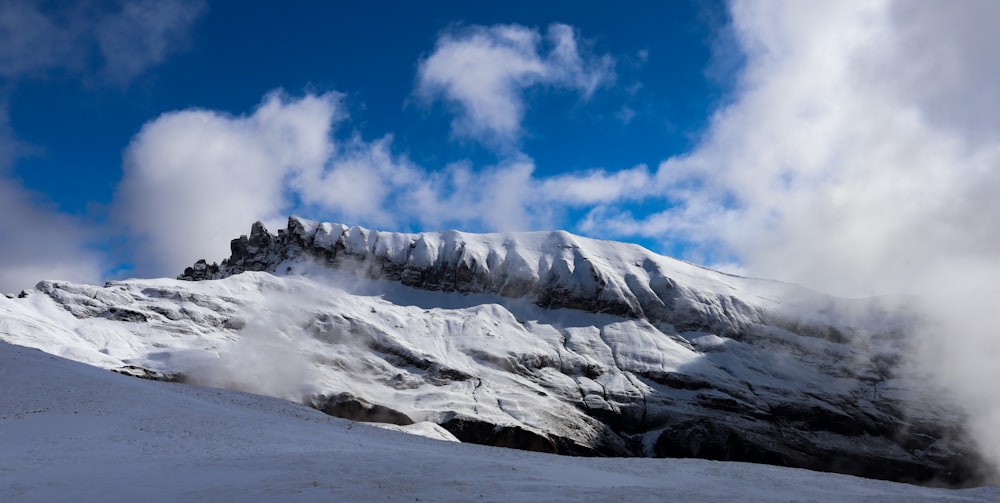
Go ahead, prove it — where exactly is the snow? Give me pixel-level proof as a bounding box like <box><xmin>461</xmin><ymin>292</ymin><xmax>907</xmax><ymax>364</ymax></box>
<box><xmin>2</xmin><ymin>340</ymin><xmax>997</xmax><ymax>502</ymax></box>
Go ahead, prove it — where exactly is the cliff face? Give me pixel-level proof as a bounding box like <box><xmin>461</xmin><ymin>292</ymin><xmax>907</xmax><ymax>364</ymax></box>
<box><xmin>4</xmin><ymin>217</ymin><xmax>985</xmax><ymax>486</ymax></box>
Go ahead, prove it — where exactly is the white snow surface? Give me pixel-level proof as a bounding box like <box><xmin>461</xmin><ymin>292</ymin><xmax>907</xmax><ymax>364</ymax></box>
<box><xmin>3</xmin><ymin>340</ymin><xmax>998</xmax><ymax>502</ymax></box>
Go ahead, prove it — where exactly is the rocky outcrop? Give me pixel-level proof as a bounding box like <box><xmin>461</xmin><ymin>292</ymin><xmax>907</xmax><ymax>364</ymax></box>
<box><xmin>180</xmin><ymin>218</ymin><xmax>780</xmax><ymax>341</ymax></box>
<box><xmin>312</xmin><ymin>392</ymin><xmax>414</xmax><ymax>426</ymax></box>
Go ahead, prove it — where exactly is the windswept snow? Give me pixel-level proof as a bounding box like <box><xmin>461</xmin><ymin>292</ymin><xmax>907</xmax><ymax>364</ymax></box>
<box><xmin>2</xmin><ymin>341</ymin><xmax>998</xmax><ymax>502</ymax></box>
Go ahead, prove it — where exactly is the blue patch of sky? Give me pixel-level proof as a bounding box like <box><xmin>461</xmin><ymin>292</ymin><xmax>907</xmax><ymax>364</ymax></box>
<box><xmin>8</xmin><ymin>0</ymin><xmax>738</xmax><ymax>253</ymax></box>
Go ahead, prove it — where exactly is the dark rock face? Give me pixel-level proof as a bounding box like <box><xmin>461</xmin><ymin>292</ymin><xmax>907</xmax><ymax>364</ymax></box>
<box><xmin>181</xmin><ymin>259</ymin><xmax>220</xmax><ymax>281</ymax></box>
<box><xmin>312</xmin><ymin>392</ymin><xmax>414</xmax><ymax>426</ymax></box>
<box><xmin>175</xmin><ymin>218</ymin><xmax>990</xmax><ymax>486</ymax></box>
<box><xmin>440</xmin><ymin>415</ymin><xmax>560</xmax><ymax>454</ymax></box>
<box><xmin>105</xmin><ymin>307</ymin><xmax>149</xmax><ymax>323</ymax></box>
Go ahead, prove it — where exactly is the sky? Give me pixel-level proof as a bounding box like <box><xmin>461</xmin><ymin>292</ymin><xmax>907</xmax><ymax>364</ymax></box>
<box><xmin>0</xmin><ymin>0</ymin><xmax>998</xmax><ymax>299</ymax></box>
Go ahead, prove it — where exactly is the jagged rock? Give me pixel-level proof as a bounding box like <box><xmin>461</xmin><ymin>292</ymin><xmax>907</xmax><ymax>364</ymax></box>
<box><xmin>178</xmin><ymin>218</ymin><xmax>778</xmax><ymax>341</ymax></box>
<box><xmin>180</xmin><ymin>259</ymin><xmax>220</xmax><ymax>281</ymax></box>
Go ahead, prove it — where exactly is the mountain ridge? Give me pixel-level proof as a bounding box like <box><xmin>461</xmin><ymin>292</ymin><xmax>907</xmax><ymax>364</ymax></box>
<box><xmin>181</xmin><ymin>216</ymin><xmax>854</xmax><ymax>343</ymax></box>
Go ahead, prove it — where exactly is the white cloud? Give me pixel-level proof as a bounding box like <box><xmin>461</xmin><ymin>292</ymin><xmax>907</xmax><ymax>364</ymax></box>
<box><xmin>0</xmin><ymin>106</ymin><xmax>103</xmax><ymax>292</ymax></box>
<box><xmin>115</xmin><ymin>91</ymin><xmax>569</xmax><ymax>276</ymax></box>
<box><xmin>0</xmin><ymin>0</ymin><xmax>205</xmax><ymax>291</ymax></box>
<box><xmin>539</xmin><ymin>165</ymin><xmax>651</xmax><ymax>206</ymax></box>
<box><xmin>615</xmin><ymin>106</ymin><xmax>636</xmax><ymax>124</ymax></box>
<box><xmin>584</xmin><ymin>0</ymin><xmax>1000</xmax><ymax>297</ymax></box>
<box><xmin>292</xmin><ymin>134</ymin><xmax>423</xmax><ymax>227</ymax></box>
<box><xmin>115</xmin><ymin>91</ymin><xmax>341</xmax><ymax>277</ymax></box>
<box><xmin>0</xmin><ymin>179</ymin><xmax>104</xmax><ymax>292</ymax></box>
<box><xmin>577</xmin><ymin>0</ymin><xmax>1000</xmax><ymax>470</ymax></box>
<box><xmin>416</xmin><ymin>23</ymin><xmax>615</xmax><ymax>149</ymax></box>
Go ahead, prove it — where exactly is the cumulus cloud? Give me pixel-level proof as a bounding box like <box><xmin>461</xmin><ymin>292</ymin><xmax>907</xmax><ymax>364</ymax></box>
<box><xmin>584</xmin><ymin>0</ymin><xmax>1000</xmax><ymax>296</ymax></box>
<box><xmin>0</xmin><ymin>110</ymin><xmax>103</xmax><ymax>292</ymax></box>
<box><xmin>0</xmin><ymin>180</ymin><xmax>104</xmax><ymax>291</ymax></box>
<box><xmin>292</xmin><ymin>134</ymin><xmax>423</xmax><ymax>227</ymax></box>
<box><xmin>0</xmin><ymin>0</ymin><xmax>205</xmax><ymax>291</ymax></box>
<box><xmin>114</xmin><ymin>91</ymin><xmax>563</xmax><ymax>276</ymax></box>
<box><xmin>115</xmin><ymin>91</ymin><xmax>341</xmax><ymax>276</ymax></box>
<box><xmin>416</xmin><ymin>23</ymin><xmax>615</xmax><ymax>149</ymax></box>
<box><xmin>577</xmin><ymin>0</ymin><xmax>1000</xmax><ymax>470</ymax></box>
<box><xmin>539</xmin><ymin>165</ymin><xmax>651</xmax><ymax>206</ymax></box>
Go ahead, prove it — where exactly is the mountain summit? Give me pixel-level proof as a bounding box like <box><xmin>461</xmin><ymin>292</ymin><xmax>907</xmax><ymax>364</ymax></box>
<box><xmin>2</xmin><ymin>217</ymin><xmax>989</xmax><ymax>485</ymax></box>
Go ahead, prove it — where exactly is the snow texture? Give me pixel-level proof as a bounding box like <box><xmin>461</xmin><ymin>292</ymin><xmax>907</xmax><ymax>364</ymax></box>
<box><xmin>3</xmin><ymin>341</ymin><xmax>999</xmax><ymax>502</ymax></box>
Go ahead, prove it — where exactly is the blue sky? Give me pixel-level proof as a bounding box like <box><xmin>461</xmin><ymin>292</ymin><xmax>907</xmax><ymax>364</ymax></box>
<box><xmin>1</xmin><ymin>1</ymin><xmax>999</xmax><ymax>300</ymax></box>
<box><xmin>8</xmin><ymin>0</ymin><xmax>730</xmax><ymax>218</ymax></box>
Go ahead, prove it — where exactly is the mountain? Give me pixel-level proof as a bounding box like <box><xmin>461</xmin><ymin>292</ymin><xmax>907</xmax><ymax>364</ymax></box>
<box><xmin>0</xmin><ymin>217</ymin><xmax>991</xmax><ymax>486</ymax></box>
<box><xmin>8</xmin><ymin>340</ymin><xmax>1000</xmax><ymax>501</ymax></box>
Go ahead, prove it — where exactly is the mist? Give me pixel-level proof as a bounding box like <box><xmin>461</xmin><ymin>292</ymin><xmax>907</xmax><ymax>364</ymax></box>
<box><xmin>181</xmin><ymin>317</ymin><xmax>317</xmax><ymax>403</ymax></box>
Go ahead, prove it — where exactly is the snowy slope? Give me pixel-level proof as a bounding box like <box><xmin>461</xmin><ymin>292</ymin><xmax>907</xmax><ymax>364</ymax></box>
<box><xmin>3</xmin><ymin>340</ymin><xmax>999</xmax><ymax>502</ymax></box>
<box><xmin>0</xmin><ymin>217</ymin><xmax>990</xmax><ymax>485</ymax></box>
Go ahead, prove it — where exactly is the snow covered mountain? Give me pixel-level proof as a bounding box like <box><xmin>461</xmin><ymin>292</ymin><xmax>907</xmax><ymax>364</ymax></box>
<box><xmin>9</xmin><ymin>340</ymin><xmax>1000</xmax><ymax>502</ymax></box>
<box><xmin>0</xmin><ymin>217</ymin><xmax>991</xmax><ymax>486</ymax></box>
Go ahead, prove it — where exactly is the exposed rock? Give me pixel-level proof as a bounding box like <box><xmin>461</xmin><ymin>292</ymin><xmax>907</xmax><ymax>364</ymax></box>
<box><xmin>112</xmin><ymin>365</ymin><xmax>183</xmax><ymax>382</ymax></box>
<box><xmin>312</xmin><ymin>392</ymin><xmax>414</xmax><ymax>426</ymax></box>
<box><xmin>181</xmin><ymin>259</ymin><xmax>220</xmax><ymax>281</ymax></box>
<box><xmin>439</xmin><ymin>414</ymin><xmax>560</xmax><ymax>454</ymax></box>
<box><xmin>105</xmin><ymin>307</ymin><xmax>149</xmax><ymax>323</ymax></box>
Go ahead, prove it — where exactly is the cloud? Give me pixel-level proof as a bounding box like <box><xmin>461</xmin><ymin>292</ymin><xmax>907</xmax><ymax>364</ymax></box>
<box><xmin>577</xmin><ymin>0</ymin><xmax>1000</xmax><ymax>470</ymax></box>
<box><xmin>0</xmin><ymin>179</ymin><xmax>104</xmax><ymax>292</ymax></box>
<box><xmin>415</xmin><ymin>23</ymin><xmax>615</xmax><ymax>149</ymax></box>
<box><xmin>114</xmin><ymin>91</ymin><xmax>563</xmax><ymax>276</ymax></box>
<box><xmin>292</xmin><ymin>134</ymin><xmax>423</xmax><ymax>227</ymax></box>
<box><xmin>0</xmin><ymin>109</ymin><xmax>103</xmax><ymax>292</ymax></box>
<box><xmin>0</xmin><ymin>0</ymin><xmax>205</xmax><ymax>84</ymax></box>
<box><xmin>0</xmin><ymin>1</ymin><xmax>79</xmax><ymax>78</ymax></box>
<box><xmin>539</xmin><ymin>165</ymin><xmax>651</xmax><ymax>206</ymax></box>
<box><xmin>115</xmin><ymin>91</ymin><xmax>341</xmax><ymax>276</ymax></box>
<box><xmin>0</xmin><ymin>0</ymin><xmax>206</xmax><ymax>291</ymax></box>
<box><xmin>95</xmin><ymin>0</ymin><xmax>206</xmax><ymax>84</ymax></box>
<box><xmin>0</xmin><ymin>106</ymin><xmax>103</xmax><ymax>293</ymax></box>
<box><xmin>583</xmin><ymin>0</ymin><xmax>1000</xmax><ymax>296</ymax></box>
